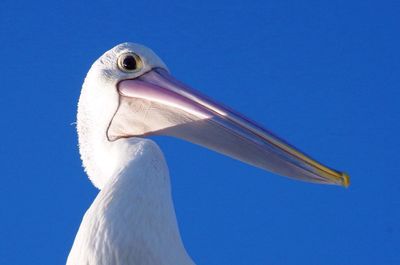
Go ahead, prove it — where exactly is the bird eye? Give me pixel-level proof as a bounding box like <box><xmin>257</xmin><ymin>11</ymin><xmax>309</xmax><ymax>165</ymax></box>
<box><xmin>117</xmin><ymin>53</ymin><xmax>143</xmax><ymax>72</ymax></box>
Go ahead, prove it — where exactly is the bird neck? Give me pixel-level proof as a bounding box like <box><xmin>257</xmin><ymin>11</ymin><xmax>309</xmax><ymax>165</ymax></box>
<box><xmin>68</xmin><ymin>139</ymin><xmax>194</xmax><ymax>265</ymax></box>
<box><xmin>78</xmin><ymin>133</ymin><xmax>137</xmax><ymax>189</ymax></box>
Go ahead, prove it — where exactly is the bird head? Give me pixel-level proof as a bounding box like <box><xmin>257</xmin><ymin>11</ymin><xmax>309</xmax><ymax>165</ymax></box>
<box><xmin>78</xmin><ymin>42</ymin><xmax>349</xmax><ymax>189</ymax></box>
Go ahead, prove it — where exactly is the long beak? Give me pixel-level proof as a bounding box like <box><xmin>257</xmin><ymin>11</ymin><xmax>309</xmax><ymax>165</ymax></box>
<box><xmin>108</xmin><ymin>68</ymin><xmax>349</xmax><ymax>187</ymax></box>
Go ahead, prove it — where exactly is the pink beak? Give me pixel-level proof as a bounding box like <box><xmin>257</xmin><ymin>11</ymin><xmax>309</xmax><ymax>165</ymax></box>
<box><xmin>107</xmin><ymin>68</ymin><xmax>349</xmax><ymax>187</ymax></box>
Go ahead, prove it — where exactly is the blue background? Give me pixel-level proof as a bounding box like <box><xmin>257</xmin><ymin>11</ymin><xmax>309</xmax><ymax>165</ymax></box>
<box><xmin>0</xmin><ymin>0</ymin><xmax>399</xmax><ymax>264</ymax></box>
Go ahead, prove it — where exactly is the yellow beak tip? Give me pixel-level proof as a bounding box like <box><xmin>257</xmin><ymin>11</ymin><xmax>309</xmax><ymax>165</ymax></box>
<box><xmin>340</xmin><ymin>172</ymin><xmax>350</xmax><ymax>188</ymax></box>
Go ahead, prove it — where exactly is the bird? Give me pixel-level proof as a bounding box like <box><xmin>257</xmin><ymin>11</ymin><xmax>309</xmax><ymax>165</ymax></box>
<box><xmin>67</xmin><ymin>42</ymin><xmax>349</xmax><ymax>265</ymax></box>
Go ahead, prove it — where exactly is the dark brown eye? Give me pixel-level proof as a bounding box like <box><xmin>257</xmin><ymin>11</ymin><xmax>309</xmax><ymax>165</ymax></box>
<box><xmin>118</xmin><ymin>53</ymin><xmax>143</xmax><ymax>72</ymax></box>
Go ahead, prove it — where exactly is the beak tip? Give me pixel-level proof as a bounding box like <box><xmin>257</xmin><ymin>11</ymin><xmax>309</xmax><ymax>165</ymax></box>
<box><xmin>340</xmin><ymin>172</ymin><xmax>350</xmax><ymax>188</ymax></box>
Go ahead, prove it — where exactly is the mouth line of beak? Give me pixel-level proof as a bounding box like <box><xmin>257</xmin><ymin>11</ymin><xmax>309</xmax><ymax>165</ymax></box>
<box><xmin>111</xmin><ymin>68</ymin><xmax>349</xmax><ymax>187</ymax></box>
<box><xmin>222</xmin><ymin>115</ymin><xmax>350</xmax><ymax>186</ymax></box>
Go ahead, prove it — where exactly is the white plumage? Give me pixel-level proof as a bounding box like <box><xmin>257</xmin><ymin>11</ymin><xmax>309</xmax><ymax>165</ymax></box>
<box><xmin>67</xmin><ymin>42</ymin><xmax>348</xmax><ymax>265</ymax></box>
<box><xmin>67</xmin><ymin>139</ymin><xmax>194</xmax><ymax>265</ymax></box>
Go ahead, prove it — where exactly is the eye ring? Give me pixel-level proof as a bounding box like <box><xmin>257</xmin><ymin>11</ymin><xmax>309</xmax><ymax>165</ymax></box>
<box><xmin>117</xmin><ymin>52</ymin><xmax>143</xmax><ymax>72</ymax></box>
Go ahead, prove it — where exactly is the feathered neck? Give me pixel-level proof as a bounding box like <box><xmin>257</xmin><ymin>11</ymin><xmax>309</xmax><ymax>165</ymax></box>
<box><xmin>76</xmin><ymin>64</ymin><xmax>122</xmax><ymax>189</ymax></box>
<box><xmin>67</xmin><ymin>139</ymin><xmax>195</xmax><ymax>265</ymax></box>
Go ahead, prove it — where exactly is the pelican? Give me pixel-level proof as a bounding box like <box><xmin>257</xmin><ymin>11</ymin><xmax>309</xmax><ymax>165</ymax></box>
<box><xmin>67</xmin><ymin>43</ymin><xmax>349</xmax><ymax>265</ymax></box>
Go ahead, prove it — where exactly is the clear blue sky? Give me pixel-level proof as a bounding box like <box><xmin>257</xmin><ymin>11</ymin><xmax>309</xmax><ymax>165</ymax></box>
<box><xmin>0</xmin><ymin>0</ymin><xmax>399</xmax><ymax>264</ymax></box>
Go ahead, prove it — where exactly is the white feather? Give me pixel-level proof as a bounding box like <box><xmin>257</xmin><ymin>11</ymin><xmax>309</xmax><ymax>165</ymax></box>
<box><xmin>67</xmin><ymin>139</ymin><xmax>194</xmax><ymax>265</ymax></box>
<box><xmin>70</xmin><ymin>43</ymin><xmax>194</xmax><ymax>264</ymax></box>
